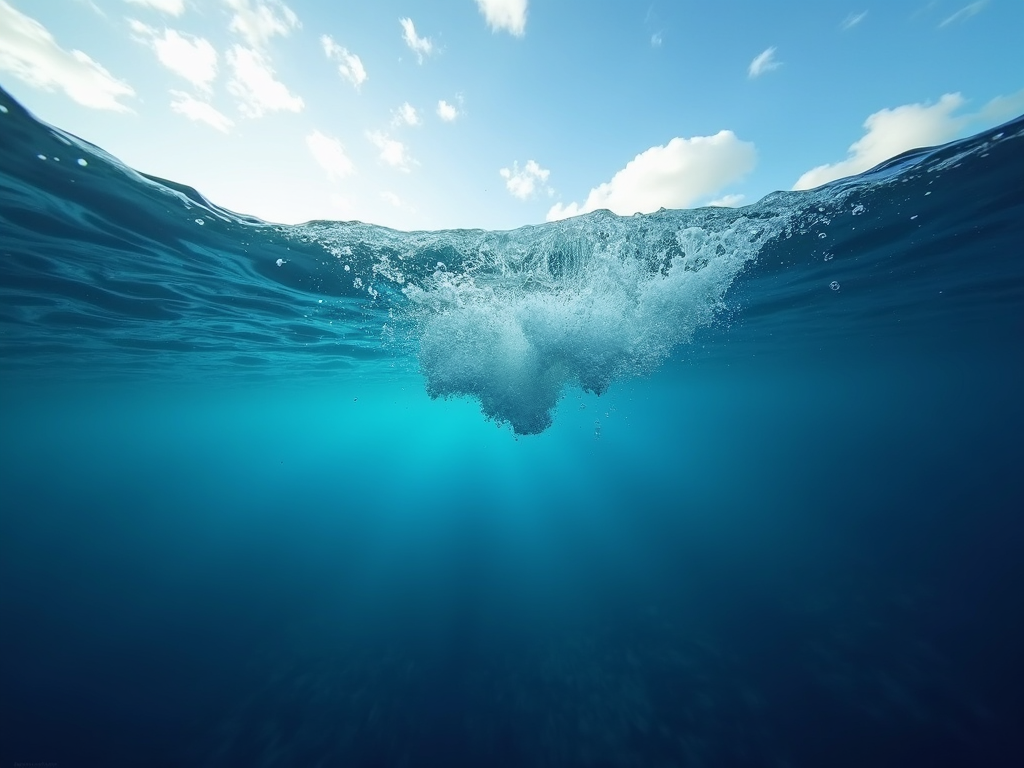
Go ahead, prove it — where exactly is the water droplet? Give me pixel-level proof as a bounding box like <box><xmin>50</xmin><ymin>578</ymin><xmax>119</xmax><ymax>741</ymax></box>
<box><xmin>36</xmin><ymin>154</ymin><xmax>47</xmax><ymax>160</ymax></box>
<box><xmin>824</xmin><ymin>253</ymin><xmax>833</xmax><ymax>262</ymax></box>
<box><xmin>830</xmin><ymin>281</ymin><xmax>840</xmax><ymax>291</ymax></box>
<box><xmin>77</xmin><ymin>158</ymin><xmax>88</xmax><ymax>167</ymax></box>
<box><xmin>276</xmin><ymin>258</ymin><xmax>286</xmax><ymax>266</ymax></box>
<box><xmin>0</xmin><ymin>104</ymin><xmax>8</xmax><ymax>114</ymax></box>
<box><xmin>195</xmin><ymin>218</ymin><xmax>205</xmax><ymax>225</ymax></box>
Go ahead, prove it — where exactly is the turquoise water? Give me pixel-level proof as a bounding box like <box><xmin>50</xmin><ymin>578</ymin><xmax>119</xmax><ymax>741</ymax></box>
<box><xmin>1</xmin><ymin>86</ymin><xmax>1023</xmax><ymax>767</ymax></box>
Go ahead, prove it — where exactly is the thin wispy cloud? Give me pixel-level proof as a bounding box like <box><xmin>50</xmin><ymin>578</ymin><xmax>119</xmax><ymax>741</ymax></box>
<box><xmin>224</xmin><ymin>0</ymin><xmax>299</xmax><ymax>49</ymax></box>
<box><xmin>499</xmin><ymin>160</ymin><xmax>551</xmax><ymax>200</ymax></box>
<box><xmin>841</xmin><ymin>11</ymin><xmax>868</xmax><ymax>30</ymax></box>
<box><xmin>123</xmin><ymin>0</ymin><xmax>184</xmax><ymax>15</ymax></box>
<box><xmin>650</xmin><ymin>32</ymin><xmax>663</xmax><ymax>48</ymax></box>
<box><xmin>321</xmin><ymin>35</ymin><xmax>366</xmax><ymax>90</ymax></box>
<box><xmin>939</xmin><ymin>0</ymin><xmax>987</xmax><ymax>27</ymax></box>
<box><xmin>306</xmin><ymin>130</ymin><xmax>354</xmax><ymax>180</ymax></box>
<box><xmin>474</xmin><ymin>0</ymin><xmax>527</xmax><ymax>36</ymax></box>
<box><xmin>0</xmin><ymin>0</ymin><xmax>134</xmax><ymax>111</ymax></box>
<box><xmin>400</xmin><ymin>17</ymin><xmax>432</xmax><ymax>63</ymax></box>
<box><xmin>170</xmin><ymin>90</ymin><xmax>234</xmax><ymax>132</ymax></box>
<box><xmin>748</xmin><ymin>46</ymin><xmax>780</xmax><ymax>78</ymax></box>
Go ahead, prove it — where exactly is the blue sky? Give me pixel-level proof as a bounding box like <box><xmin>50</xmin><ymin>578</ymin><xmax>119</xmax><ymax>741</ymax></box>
<box><xmin>1</xmin><ymin>0</ymin><xmax>1022</xmax><ymax>230</ymax></box>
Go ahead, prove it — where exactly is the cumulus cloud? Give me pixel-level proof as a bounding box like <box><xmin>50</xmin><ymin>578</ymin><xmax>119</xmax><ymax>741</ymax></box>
<box><xmin>793</xmin><ymin>89</ymin><xmax>1024</xmax><ymax>189</ymax></box>
<box><xmin>306</xmin><ymin>130</ymin><xmax>354</xmax><ymax>180</ymax></box>
<box><xmin>123</xmin><ymin>0</ymin><xmax>184</xmax><ymax>14</ymax></box>
<box><xmin>437</xmin><ymin>99</ymin><xmax>458</xmax><ymax>121</ymax></box>
<box><xmin>0</xmin><ymin>0</ymin><xmax>134</xmax><ymax>111</ymax></box>
<box><xmin>748</xmin><ymin>46</ymin><xmax>780</xmax><ymax>78</ymax></box>
<box><xmin>367</xmin><ymin>130</ymin><xmax>414</xmax><ymax>171</ymax></box>
<box><xmin>129</xmin><ymin>21</ymin><xmax>218</xmax><ymax>91</ymax></box>
<box><xmin>475</xmin><ymin>0</ymin><xmax>527</xmax><ymax>36</ymax></box>
<box><xmin>841</xmin><ymin>11</ymin><xmax>867</xmax><ymax>29</ymax></box>
<box><xmin>547</xmin><ymin>131</ymin><xmax>756</xmax><ymax>220</ymax></box>
<box><xmin>940</xmin><ymin>0</ymin><xmax>987</xmax><ymax>27</ymax></box>
<box><xmin>499</xmin><ymin>160</ymin><xmax>551</xmax><ymax>200</ymax></box>
<box><xmin>390</xmin><ymin>102</ymin><xmax>419</xmax><ymax>126</ymax></box>
<box><xmin>226</xmin><ymin>44</ymin><xmax>303</xmax><ymax>117</ymax></box>
<box><xmin>793</xmin><ymin>94</ymin><xmax>967</xmax><ymax>190</ymax></box>
<box><xmin>224</xmin><ymin>0</ymin><xmax>299</xmax><ymax>48</ymax></box>
<box><xmin>320</xmin><ymin>34</ymin><xmax>366</xmax><ymax>90</ymax></box>
<box><xmin>400</xmin><ymin>17</ymin><xmax>432</xmax><ymax>63</ymax></box>
<box><xmin>170</xmin><ymin>90</ymin><xmax>233</xmax><ymax>132</ymax></box>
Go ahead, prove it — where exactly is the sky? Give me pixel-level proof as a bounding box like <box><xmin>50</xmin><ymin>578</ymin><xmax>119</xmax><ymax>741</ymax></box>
<box><xmin>1</xmin><ymin>0</ymin><xmax>1022</xmax><ymax>231</ymax></box>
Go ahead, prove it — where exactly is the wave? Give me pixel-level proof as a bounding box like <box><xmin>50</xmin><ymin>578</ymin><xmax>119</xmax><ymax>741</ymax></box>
<box><xmin>1</xmin><ymin>84</ymin><xmax>1022</xmax><ymax>432</ymax></box>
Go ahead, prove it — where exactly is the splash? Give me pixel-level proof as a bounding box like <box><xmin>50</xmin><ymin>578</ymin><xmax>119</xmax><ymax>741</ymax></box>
<box><xmin>305</xmin><ymin>208</ymin><xmax>785</xmax><ymax>434</ymax></box>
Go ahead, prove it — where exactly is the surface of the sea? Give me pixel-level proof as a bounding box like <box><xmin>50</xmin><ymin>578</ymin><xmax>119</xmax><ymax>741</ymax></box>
<box><xmin>1</xmin><ymin>84</ymin><xmax>1022</xmax><ymax>767</ymax></box>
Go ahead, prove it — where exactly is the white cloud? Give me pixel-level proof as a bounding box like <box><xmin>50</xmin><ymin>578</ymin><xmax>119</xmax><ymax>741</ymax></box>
<box><xmin>226</xmin><ymin>44</ymin><xmax>303</xmax><ymax>117</ymax></box>
<box><xmin>707</xmin><ymin>194</ymin><xmax>745</xmax><ymax>208</ymax></box>
<box><xmin>393</xmin><ymin>102</ymin><xmax>419</xmax><ymax>126</ymax></box>
<box><xmin>224</xmin><ymin>0</ymin><xmax>299</xmax><ymax>48</ymax></box>
<box><xmin>793</xmin><ymin>89</ymin><xmax>1024</xmax><ymax>190</ymax></box>
<box><xmin>547</xmin><ymin>131</ymin><xmax>756</xmax><ymax>221</ymax></box>
<box><xmin>793</xmin><ymin>93</ymin><xmax>967</xmax><ymax>190</ymax></box>
<box><xmin>436</xmin><ymin>99</ymin><xmax>458</xmax><ymax>121</ymax></box>
<box><xmin>841</xmin><ymin>11</ymin><xmax>867</xmax><ymax>29</ymax></box>
<box><xmin>0</xmin><ymin>0</ymin><xmax>134</xmax><ymax>111</ymax></box>
<box><xmin>940</xmin><ymin>0</ymin><xmax>987</xmax><ymax>27</ymax></box>
<box><xmin>170</xmin><ymin>90</ymin><xmax>233</xmax><ymax>132</ymax></box>
<box><xmin>475</xmin><ymin>0</ymin><xmax>527</xmax><ymax>36</ymax></box>
<box><xmin>499</xmin><ymin>160</ymin><xmax>551</xmax><ymax>200</ymax></box>
<box><xmin>306</xmin><ymin>130</ymin><xmax>354</xmax><ymax>180</ymax></box>
<box><xmin>367</xmin><ymin>130</ymin><xmax>414</xmax><ymax>171</ymax></box>
<box><xmin>124</xmin><ymin>0</ymin><xmax>184</xmax><ymax>15</ymax></box>
<box><xmin>321</xmin><ymin>35</ymin><xmax>366</xmax><ymax>91</ymax></box>
<box><xmin>129</xmin><ymin>21</ymin><xmax>217</xmax><ymax>91</ymax></box>
<box><xmin>974</xmin><ymin>87</ymin><xmax>1024</xmax><ymax>125</ymax></box>
<box><xmin>399</xmin><ymin>17</ymin><xmax>432</xmax><ymax>63</ymax></box>
<box><xmin>651</xmin><ymin>32</ymin><xmax>663</xmax><ymax>47</ymax></box>
<box><xmin>748</xmin><ymin>46</ymin><xmax>780</xmax><ymax>78</ymax></box>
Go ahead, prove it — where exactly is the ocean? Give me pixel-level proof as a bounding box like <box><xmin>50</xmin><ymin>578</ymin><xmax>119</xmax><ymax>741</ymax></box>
<box><xmin>1</xmin><ymin>85</ymin><xmax>1022</xmax><ymax>767</ymax></box>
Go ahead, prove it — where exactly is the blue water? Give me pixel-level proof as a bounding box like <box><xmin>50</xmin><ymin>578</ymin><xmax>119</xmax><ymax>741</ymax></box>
<box><xmin>1</xmin><ymin>84</ymin><xmax>1022</xmax><ymax>767</ymax></box>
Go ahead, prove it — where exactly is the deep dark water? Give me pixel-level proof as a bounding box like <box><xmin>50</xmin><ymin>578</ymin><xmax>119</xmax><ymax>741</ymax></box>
<box><xmin>2</xmin><ymin>86</ymin><xmax>1024</xmax><ymax>767</ymax></box>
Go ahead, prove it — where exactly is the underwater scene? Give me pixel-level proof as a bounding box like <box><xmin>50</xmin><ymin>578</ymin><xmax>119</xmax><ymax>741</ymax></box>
<box><xmin>1</xmin><ymin>84</ymin><xmax>1023</xmax><ymax>767</ymax></box>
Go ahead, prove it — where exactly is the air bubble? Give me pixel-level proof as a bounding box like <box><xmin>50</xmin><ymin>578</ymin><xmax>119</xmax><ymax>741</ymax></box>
<box><xmin>77</xmin><ymin>158</ymin><xmax>88</xmax><ymax>167</ymax></box>
<box><xmin>276</xmin><ymin>258</ymin><xmax>286</xmax><ymax>266</ymax></box>
<box><xmin>37</xmin><ymin>154</ymin><xmax>47</xmax><ymax>160</ymax></box>
<box><xmin>195</xmin><ymin>218</ymin><xmax>205</xmax><ymax>225</ymax></box>
<box><xmin>0</xmin><ymin>104</ymin><xmax>8</xmax><ymax>114</ymax></box>
<box><xmin>830</xmin><ymin>281</ymin><xmax>840</xmax><ymax>291</ymax></box>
